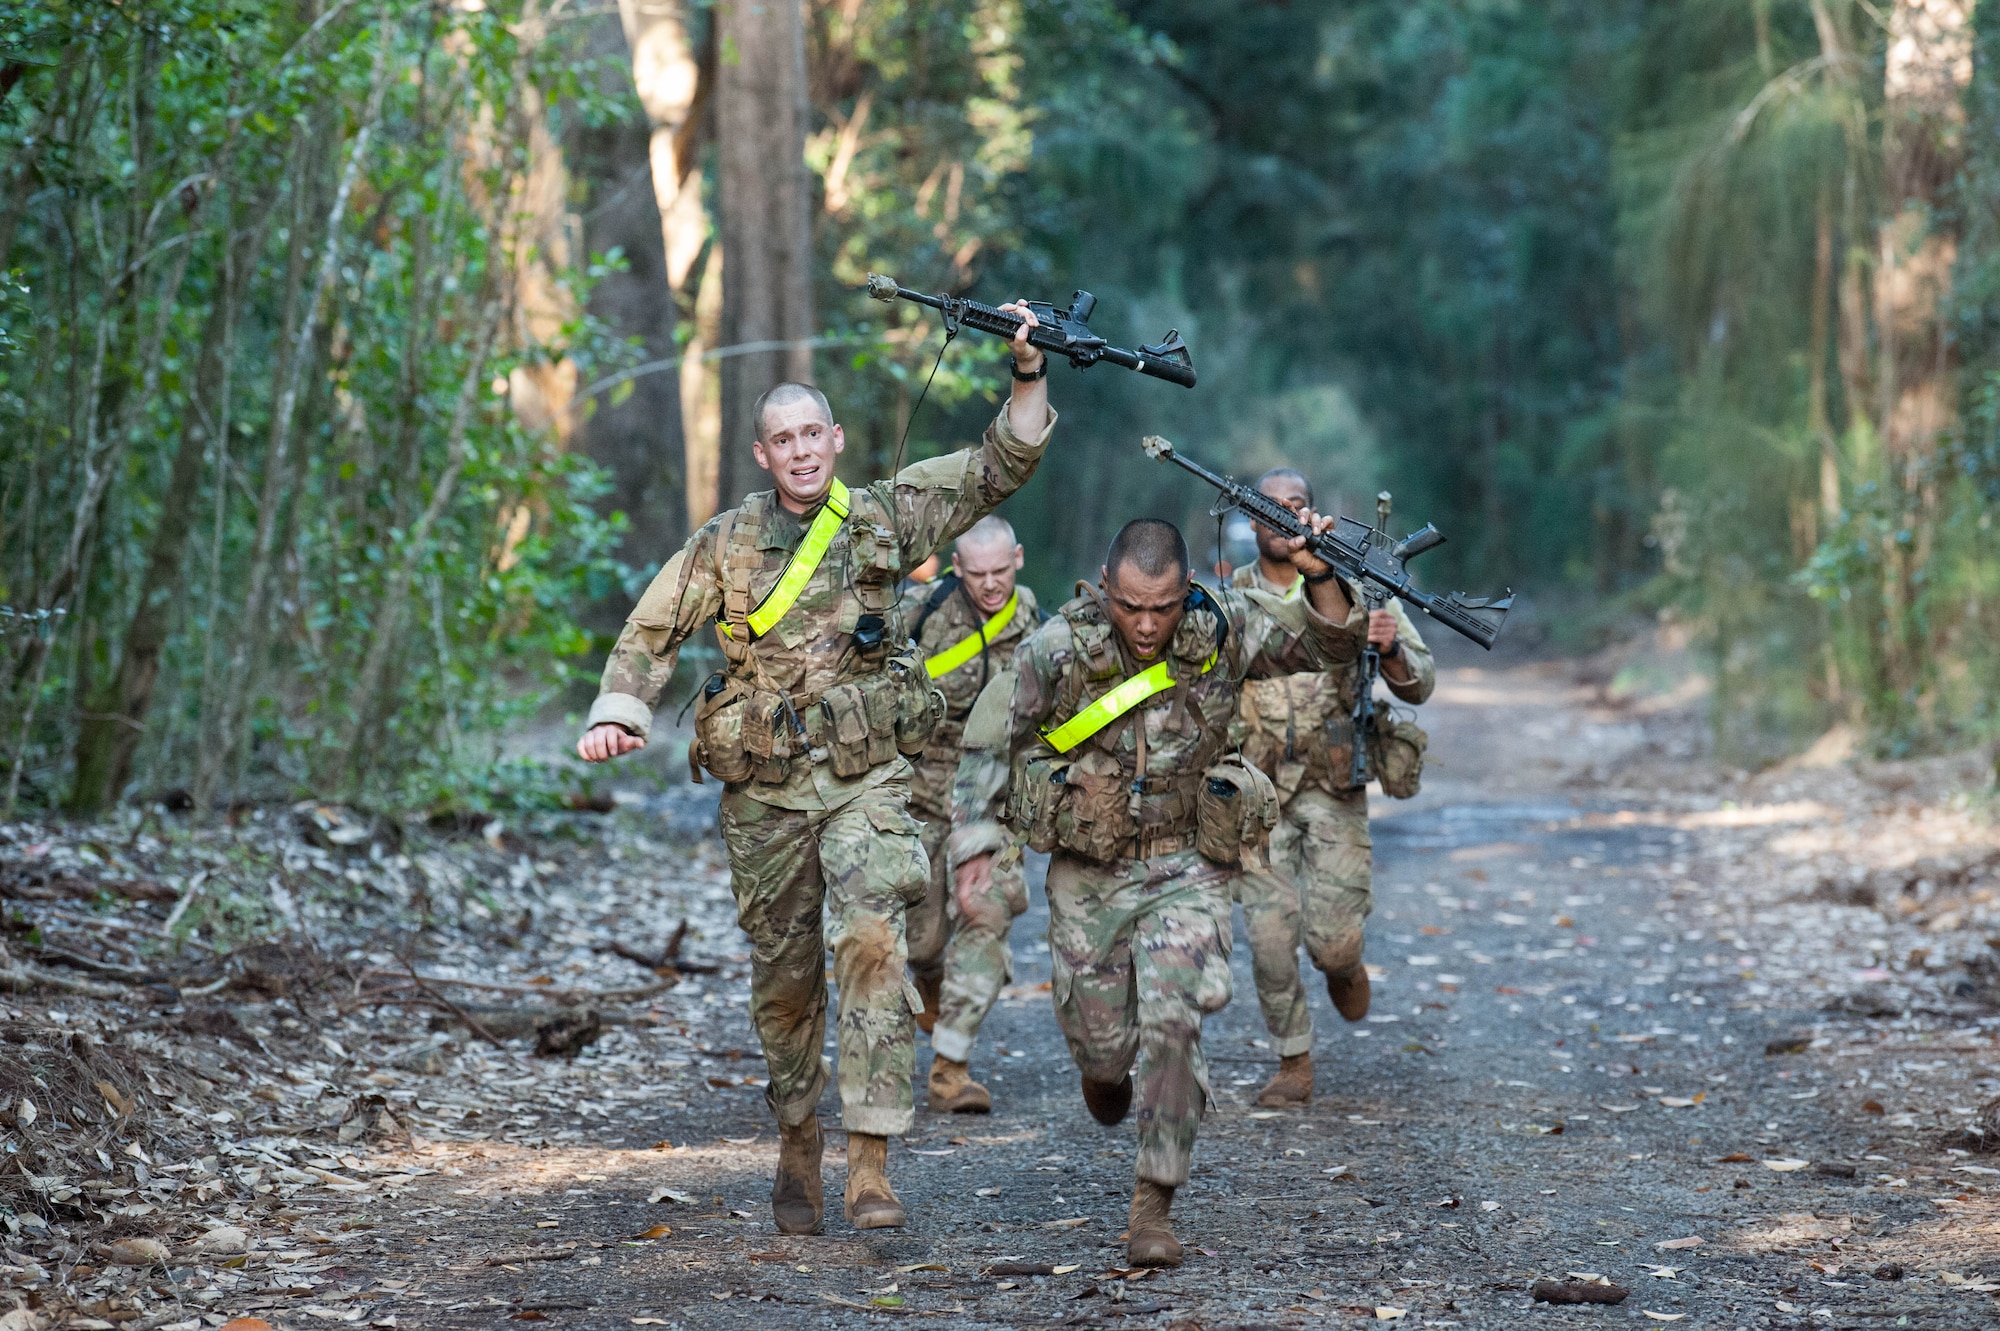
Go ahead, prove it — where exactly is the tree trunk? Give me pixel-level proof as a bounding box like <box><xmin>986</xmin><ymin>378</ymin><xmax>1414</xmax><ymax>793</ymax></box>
<box><xmin>715</xmin><ymin>0</ymin><xmax>816</xmax><ymax>509</ymax></box>
<box><xmin>1876</xmin><ymin>0</ymin><xmax>1974</xmax><ymax>473</ymax></box>
<box><xmin>1873</xmin><ymin>0</ymin><xmax>1976</xmax><ymax>700</ymax></box>
<box><xmin>615</xmin><ymin>0</ymin><xmax>718</xmax><ymax>528</ymax></box>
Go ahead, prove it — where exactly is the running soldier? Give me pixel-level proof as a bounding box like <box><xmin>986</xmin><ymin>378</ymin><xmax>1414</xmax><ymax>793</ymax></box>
<box><xmin>895</xmin><ymin>516</ymin><xmax>1042</xmax><ymax>1113</ymax></box>
<box><xmin>955</xmin><ymin>516</ymin><xmax>1364</xmax><ymax>1265</ymax></box>
<box><xmin>1230</xmin><ymin>467</ymin><xmax>1434</xmax><ymax>1106</ymax></box>
<box><xmin>575</xmin><ymin>309</ymin><xmax>1054</xmax><ymax>1235</ymax></box>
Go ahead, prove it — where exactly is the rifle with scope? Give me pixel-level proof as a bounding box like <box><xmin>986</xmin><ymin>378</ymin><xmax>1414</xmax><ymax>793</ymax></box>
<box><xmin>865</xmin><ymin>274</ymin><xmax>1196</xmax><ymax>388</ymax></box>
<box><xmin>1141</xmin><ymin>435</ymin><xmax>1512</xmax><ymax>650</ymax></box>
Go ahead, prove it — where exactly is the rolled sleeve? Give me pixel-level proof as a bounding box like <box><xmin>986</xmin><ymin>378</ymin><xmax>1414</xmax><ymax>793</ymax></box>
<box><xmin>1300</xmin><ymin>575</ymin><xmax>1368</xmax><ymax>667</ymax></box>
<box><xmin>586</xmin><ymin>691</ymin><xmax>656</xmax><ymax>739</ymax></box>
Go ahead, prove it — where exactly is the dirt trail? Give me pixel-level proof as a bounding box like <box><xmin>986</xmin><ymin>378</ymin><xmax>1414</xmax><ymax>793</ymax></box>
<box><xmin>4</xmin><ymin>642</ymin><xmax>1999</xmax><ymax>1329</ymax></box>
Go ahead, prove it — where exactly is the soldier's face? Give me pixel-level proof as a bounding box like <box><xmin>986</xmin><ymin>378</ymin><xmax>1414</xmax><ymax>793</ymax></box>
<box><xmin>753</xmin><ymin>400</ymin><xmax>845</xmax><ymax>512</ymax></box>
<box><xmin>953</xmin><ymin>538</ymin><xmax>1024</xmax><ymax>614</ymax></box>
<box><xmin>1254</xmin><ymin>476</ymin><xmax>1311</xmax><ymax>563</ymax></box>
<box><xmin>1100</xmin><ymin>562</ymin><xmax>1188</xmax><ymax>662</ymax></box>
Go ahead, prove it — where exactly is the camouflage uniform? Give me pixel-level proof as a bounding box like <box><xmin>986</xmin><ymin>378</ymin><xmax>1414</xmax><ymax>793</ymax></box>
<box><xmin>1227</xmin><ymin>565</ymin><xmax>1434</xmax><ymax>1056</ymax></box>
<box><xmin>955</xmin><ymin>582</ymin><xmax>1364</xmax><ymax>1183</ymax></box>
<box><xmin>588</xmin><ymin>405</ymin><xmax>1054</xmax><ymax>1137</ymax></box>
<box><xmin>893</xmin><ymin>578</ymin><xmax>1042</xmax><ymax>1063</ymax></box>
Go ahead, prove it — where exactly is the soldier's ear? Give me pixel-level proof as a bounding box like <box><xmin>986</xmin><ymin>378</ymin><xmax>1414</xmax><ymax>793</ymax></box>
<box><xmin>1012</xmin><ymin>545</ymin><xmax>1024</xmax><ymax>570</ymax></box>
<box><xmin>751</xmin><ymin>438</ymin><xmax>772</xmax><ymax>473</ymax></box>
<box><xmin>830</xmin><ymin>423</ymin><xmax>846</xmax><ymax>456</ymax></box>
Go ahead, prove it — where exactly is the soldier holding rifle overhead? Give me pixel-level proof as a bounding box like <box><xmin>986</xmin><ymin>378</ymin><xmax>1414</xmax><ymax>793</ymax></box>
<box><xmin>576</xmin><ymin>307</ymin><xmax>1054</xmax><ymax>1236</ymax></box>
<box><xmin>953</xmin><ymin>508</ymin><xmax>1367</xmax><ymax>1266</ymax></box>
<box><xmin>1230</xmin><ymin>469</ymin><xmax>1434</xmax><ymax>1107</ymax></box>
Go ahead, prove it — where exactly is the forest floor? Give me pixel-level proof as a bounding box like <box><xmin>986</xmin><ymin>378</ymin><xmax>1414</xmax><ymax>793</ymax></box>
<box><xmin>4</xmin><ymin>630</ymin><xmax>2000</xmax><ymax>1331</ymax></box>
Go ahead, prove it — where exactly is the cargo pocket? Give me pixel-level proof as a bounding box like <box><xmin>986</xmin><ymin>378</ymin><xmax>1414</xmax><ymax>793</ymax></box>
<box><xmin>866</xmin><ymin>804</ymin><xmax>930</xmax><ymax>906</ymax></box>
<box><xmin>1193</xmin><ymin>916</ymin><xmax>1234</xmax><ymax>1015</ymax></box>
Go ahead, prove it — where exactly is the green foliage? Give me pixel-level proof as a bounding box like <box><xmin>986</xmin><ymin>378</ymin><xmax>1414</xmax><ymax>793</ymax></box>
<box><xmin>0</xmin><ymin>0</ymin><xmax>632</xmax><ymax>812</ymax></box>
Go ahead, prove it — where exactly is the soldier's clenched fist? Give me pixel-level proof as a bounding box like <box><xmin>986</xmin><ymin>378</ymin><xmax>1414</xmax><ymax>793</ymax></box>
<box><xmin>577</xmin><ymin>722</ymin><xmax>645</xmax><ymax>763</ymax></box>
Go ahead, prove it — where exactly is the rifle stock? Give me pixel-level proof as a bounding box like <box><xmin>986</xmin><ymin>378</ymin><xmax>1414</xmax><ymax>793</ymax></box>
<box><xmin>1141</xmin><ymin>435</ymin><xmax>1512</xmax><ymax>650</ymax></box>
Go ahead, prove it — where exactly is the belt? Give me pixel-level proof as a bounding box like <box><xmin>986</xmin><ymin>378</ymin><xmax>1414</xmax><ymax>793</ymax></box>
<box><xmin>1130</xmin><ymin>831</ymin><xmax>1194</xmax><ymax>861</ymax></box>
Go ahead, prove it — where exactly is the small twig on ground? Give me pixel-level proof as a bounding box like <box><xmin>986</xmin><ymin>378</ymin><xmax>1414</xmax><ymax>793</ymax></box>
<box><xmin>400</xmin><ymin>957</ymin><xmax>506</xmax><ymax>1049</ymax></box>
<box><xmin>360</xmin><ymin>967</ymin><xmax>673</xmax><ymax>1003</ymax></box>
<box><xmin>161</xmin><ymin>870</ymin><xmax>209</xmax><ymax>934</ymax></box>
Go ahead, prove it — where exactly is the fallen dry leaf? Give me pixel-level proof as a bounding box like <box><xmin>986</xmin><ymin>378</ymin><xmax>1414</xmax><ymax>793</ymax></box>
<box><xmin>631</xmin><ymin>1321</ymin><xmax>668</xmax><ymax>1326</ymax></box>
<box><xmin>106</xmin><ymin>1236</ymin><xmax>169</xmax><ymax>1266</ymax></box>
<box><xmin>1043</xmin><ymin>1216</ymin><xmax>1090</xmax><ymax>1228</ymax></box>
<box><xmin>1862</xmin><ymin>1099</ymin><xmax>1885</xmax><ymax>1115</ymax></box>
<box><xmin>1716</xmin><ymin>1152</ymin><xmax>1754</xmax><ymax>1163</ymax></box>
<box><xmin>1658</xmin><ymin>1096</ymin><xmax>1699</xmax><ymax>1108</ymax></box>
<box><xmin>631</xmin><ymin>1224</ymin><xmax>672</xmax><ymax>1240</ymax></box>
<box><xmin>218</xmin><ymin>1322</ymin><xmax>276</xmax><ymax>1331</ymax></box>
<box><xmin>647</xmin><ymin>1187</ymin><xmax>695</xmax><ymax>1205</ymax></box>
<box><xmin>1762</xmin><ymin>1159</ymin><xmax>1810</xmax><ymax>1172</ymax></box>
<box><xmin>1654</xmin><ymin>1236</ymin><xmax>1703</xmax><ymax>1250</ymax></box>
<box><xmin>1375</xmin><ymin>1308</ymin><xmax>1407</xmax><ymax>1320</ymax></box>
<box><xmin>1641</xmin><ymin>1313</ymin><xmax>1686</xmax><ymax>1322</ymax></box>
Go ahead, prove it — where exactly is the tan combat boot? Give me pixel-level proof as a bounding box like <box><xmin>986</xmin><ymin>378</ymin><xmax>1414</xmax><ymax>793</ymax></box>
<box><xmin>928</xmin><ymin>1055</ymin><xmax>993</xmax><ymax>1114</ymax></box>
<box><xmin>843</xmin><ymin>1133</ymin><xmax>907</xmax><ymax>1230</ymax></box>
<box><xmin>771</xmin><ymin>1116</ymin><xmax>824</xmax><ymax>1234</ymax></box>
<box><xmin>1254</xmin><ymin>1052</ymin><xmax>1313</xmax><ymax>1107</ymax></box>
<box><xmin>1125</xmin><ymin>1180</ymin><xmax>1182</xmax><ymax>1267</ymax></box>
<box><xmin>1326</xmin><ymin>965</ymin><xmax>1371</xmax><ymax>1021</ymax></box>
<box><xmin>912</xmin><ymin>972</ymin><xmax>942</xmax><ymax>1034</ymax></box>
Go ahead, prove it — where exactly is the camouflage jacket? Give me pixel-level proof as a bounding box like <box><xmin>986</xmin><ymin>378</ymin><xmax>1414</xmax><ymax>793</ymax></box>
<box><xmin>587</xmin><ymin>404</ymin><xmax>1056</xmax><ymax>811</ymax></box>
<box><xmin>951</xmin><ymin>580</ymin><xmax>1366</xmax><ymax>865</ymax></box>
<box><xmin>893</xmin><ymin>576</ymin><xmax>1044</xmax><ymax>821</ymax></box>
<box><xmin>1228</xmin><ymin>563</ymin><xmax>1435</xmax><ymax>799</ymax></box>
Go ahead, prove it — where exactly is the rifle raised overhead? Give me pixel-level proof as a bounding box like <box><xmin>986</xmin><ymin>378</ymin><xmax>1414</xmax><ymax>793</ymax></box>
<box><xmin>865</xmin><ymin>274</ymin><xmax>1196</xmax><ymax>388</ymax></box>
<box><xmin>1141</xmin><ymin>435</ymin><xmax>1512</xmax><ymax>650</ymax></box>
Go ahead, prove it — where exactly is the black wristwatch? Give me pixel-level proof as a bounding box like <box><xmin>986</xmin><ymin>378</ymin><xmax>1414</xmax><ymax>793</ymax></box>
<box><xmin>1302</xmin><ymin>566</ymin><xmax>1341</xmax><ymax>584</ymax></box>
<box><xmin>1010</xmin><ymin>356</ymin><xmax>1048</xmax><ymax>382</ymax></box>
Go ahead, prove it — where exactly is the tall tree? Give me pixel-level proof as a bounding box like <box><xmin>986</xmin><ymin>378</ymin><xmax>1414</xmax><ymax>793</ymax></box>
<box><xmin>715</xmin><ymin>0</ymin><xmax>816</xmax><ymax>508</ymax></box>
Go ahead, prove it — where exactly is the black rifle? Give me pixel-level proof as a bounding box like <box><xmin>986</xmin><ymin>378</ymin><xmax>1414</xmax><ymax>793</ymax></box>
<box><xmin>864</xmin><ymin>274</ymin><xmax>1196</xmax><ymax>388</ymax></box>
<box><xmin>1351</xmin><ymin>491</ymin><xmax>1393</xmax><ymax>788</ymax></box>
<box><xmin>1141</xmin><ymin>435</ymin><xmax>1512</xmax><ymax>650</ymax></box>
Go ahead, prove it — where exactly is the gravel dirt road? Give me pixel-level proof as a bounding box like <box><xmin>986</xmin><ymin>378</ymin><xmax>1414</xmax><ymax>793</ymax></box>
<box><xmin>6</xmin><ymin>640</ymin><xmax>1999</xmax><ymax>1329</ymax></box>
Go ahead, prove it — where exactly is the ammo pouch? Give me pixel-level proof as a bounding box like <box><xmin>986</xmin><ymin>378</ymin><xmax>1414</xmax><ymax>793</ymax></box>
<box><xmin>1007</xmin><ymin>754</ymin><xmax>1070</xmax><ymax>855</ymax></box>
<box><xmin>1196</xmin><ymin>755</ymin><xmax>1280</xmax><ymax>868</ymax></box>
<box><xmin>812</xmin><ymin>677</ymin><xmax>902</xmax><ymax>779</ymax></box>
<box><xmin>1006</xmin><ymin>747</ymin><xmax>1139</xmax><ymax>864</ymax></box>
<box><xmin>1371</xmin><ymin>702</ymin><xmax>1427</xmax><ymax>799</ymax></box>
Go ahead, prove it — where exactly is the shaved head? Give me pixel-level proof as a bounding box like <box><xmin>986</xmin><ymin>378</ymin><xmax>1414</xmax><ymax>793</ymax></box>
<box><xmin>955</xmin><ymin>514</ymin><xmax>1017</xmax><ymax>557</ymax></box>
<box><xmin>752</xmin><ymin>382</ymin><xmax>833</xmax><ymax>441</ymax></box>
<box><xmin>1104</xmin><ymin>518</ymin><xmax>1189</xmax><ymax>584</ymax></box>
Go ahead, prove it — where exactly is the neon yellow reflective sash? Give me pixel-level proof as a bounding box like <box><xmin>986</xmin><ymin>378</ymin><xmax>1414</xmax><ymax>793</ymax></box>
<box><xmin>737</xmin><ymin>480</ymin><xmax>851</xmax><ymax>639</ymax></box>
<box><xmin>1039</xmin><ymin>651</ymin><xmax>1216</xmax><ymax>753</ymax></box>
<box><xmin>925</xmin><ymin>590</ymin><xmax>1019</xmax><ymax>678</ymax></box>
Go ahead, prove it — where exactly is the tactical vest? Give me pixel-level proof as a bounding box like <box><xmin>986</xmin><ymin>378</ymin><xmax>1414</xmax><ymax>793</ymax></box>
<box><xmin>1008</xmin><ymin>590</ymin><xmax>1244</xmax><ymax>862</ymax></box>
<box><xmin>912</xmin><ymin>580</ymin><xmax>1037</xmax><ymax>783</ymax></box>
<box><xmin>688</xmin><ymin>489</ymin><xmax>942</xmax><ymax>784</ymax></box>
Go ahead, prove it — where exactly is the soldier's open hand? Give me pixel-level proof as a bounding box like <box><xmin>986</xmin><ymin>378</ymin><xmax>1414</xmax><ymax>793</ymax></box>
<box><xmin>955</xmin><ymin>852</ymin><xmax>996</xmax><ymax>912</ymax></box>
<box><xmin>577</xmin><ymin>722</ymin><xmax>645</xmax><ymax>763</ymax></box>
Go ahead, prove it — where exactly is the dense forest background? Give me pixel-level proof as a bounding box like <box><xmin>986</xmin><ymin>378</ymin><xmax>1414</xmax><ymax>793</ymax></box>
<box><xmin>7</xmin><ymin>0</ymin><xmax>2000</xmax><ymax>816</ymax></box>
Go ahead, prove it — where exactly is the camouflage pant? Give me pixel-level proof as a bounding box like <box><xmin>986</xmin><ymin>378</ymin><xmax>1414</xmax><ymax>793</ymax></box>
<box><xmin>907</xmin><ymin>811</ymin><xmax>953</xmax><ymax>985</ymax></box>
<box><xmin>1047</xmin><ymin>849</ymin><xmax>1234</xmax><ymax>1186</ymax></box>
<box><xmin>1235</xmin><ymin>786</ymin><xmax>1372</xmax><ymax>1056</ymax></box>
<box><xmin>931</xmin><ymin>842</ymin><xmax>1029</xmax><ymax>1063</ymax></box>
<box><xmin>718</xmin><ymin>782</ymin><xmax>930</xmax><ymax>1136</ymax></box>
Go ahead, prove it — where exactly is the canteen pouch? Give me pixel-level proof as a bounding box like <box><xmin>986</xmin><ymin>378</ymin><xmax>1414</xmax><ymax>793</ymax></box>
<box><xmin>1052</xmin><ymin>747</ymin><xmax>1138</xmax><ymax>864</ymax></box>
<box><xmin>1007</xmin><ymin>754</ymin><xmax>1072</xmax><ymax>854</ymax></box>
<box><xmin>690</xmin><ymin>673</ymin><xmax>755</xmax><ymax>785</ymax></box>
<box><xmin>890</xmin><ymin>654</ymin><xmax>945</xmax><ymax>756</ymax></box>
<box><xmin>1195</xmin><ymin>754</ymin><xmax>1280</xmax><ymax>868</ymax></box>
<box><xmin>1371</xmin><ymin>701</ymin><xmax>1428</xmax><ymax>799</ymax></box>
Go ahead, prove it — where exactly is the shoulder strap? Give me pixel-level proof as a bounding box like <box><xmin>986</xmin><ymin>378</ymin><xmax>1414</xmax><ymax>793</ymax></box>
<box><xmin>925</xmin><ymin>589</ymin><xmax>1019</xmax><ymax>679</ymax></box>
<box><xmin>1038</xmin><ymin>651</ymin><xmax>1216</xmax><ymax>754</ymax></box>
<box><xmin>721</xmin><ymin>480</ymin><xmax>851</xmax><ymax>642</ymax></box>
<box><xmin>909</xmin><ymin>572</ymin><xmax>962</xmax><ymax>643</ymax></box>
